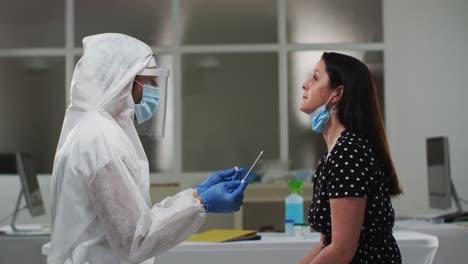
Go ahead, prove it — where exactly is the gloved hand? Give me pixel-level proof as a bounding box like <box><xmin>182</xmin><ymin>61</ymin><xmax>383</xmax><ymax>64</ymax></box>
<box><xmin>233</xmin><ymin>167</ymin><xmax>248</xmax><ymax>181</ymax></box>
<box><xmin>200</xmin><ymin>180</ymin><xmax>248</xmax><ymax>213</ymax></box>
<box><xmin>197</xmin><ymin>167</ymin><xmax>247</xmax><ymax>196</ymax></box>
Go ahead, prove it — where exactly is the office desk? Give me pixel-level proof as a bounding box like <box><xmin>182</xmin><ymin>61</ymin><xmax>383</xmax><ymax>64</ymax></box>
<box><xmin>155</xmin><ymin>231</ymin><xmax>438</xmax><ymax>264</ymax></box>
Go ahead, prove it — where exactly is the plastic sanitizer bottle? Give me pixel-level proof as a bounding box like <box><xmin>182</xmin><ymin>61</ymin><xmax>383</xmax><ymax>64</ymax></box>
<box><xmin>285</xmin><ymin>181</ymin><xmax>304</xmax><ymax>226</ymax></box>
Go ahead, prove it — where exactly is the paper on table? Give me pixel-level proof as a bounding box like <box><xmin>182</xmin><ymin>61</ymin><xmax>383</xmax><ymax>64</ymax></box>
<box><xmin>186</xmin><ymin>229</ymin><xmax>258</xmax><ymax>243</ymax></box>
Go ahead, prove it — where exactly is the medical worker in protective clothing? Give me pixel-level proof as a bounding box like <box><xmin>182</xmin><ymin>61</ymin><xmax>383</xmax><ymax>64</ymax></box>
<box><xmin>46</xmin><ymin>33</ymin><xmax>248</xmax><ymax>264</ymax></box>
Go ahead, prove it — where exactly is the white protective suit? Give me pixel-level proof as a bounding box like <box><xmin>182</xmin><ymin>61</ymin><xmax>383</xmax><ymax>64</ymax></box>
<box><xmin>47</xmin><ymin>33</ymin><xmax>206</xmax><ymax>264</ymax></box>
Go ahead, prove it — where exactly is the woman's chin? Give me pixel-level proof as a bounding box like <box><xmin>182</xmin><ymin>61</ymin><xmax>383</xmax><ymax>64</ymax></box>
<box><xmin>299</xmin><ymin>104</ymin><xmax>311</xmax><ymax>114</ymax></box>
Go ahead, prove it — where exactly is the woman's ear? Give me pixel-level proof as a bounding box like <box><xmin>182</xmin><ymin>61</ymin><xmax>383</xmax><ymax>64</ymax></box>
<box><xmin>332</xmin><ymin>85</ymin><xmax>344</xmax><ymax>104</ymax></box>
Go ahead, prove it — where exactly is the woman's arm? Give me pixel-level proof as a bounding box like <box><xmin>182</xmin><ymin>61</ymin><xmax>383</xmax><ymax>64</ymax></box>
<box><xmin>310</xmin><ymin>197</ymin><xmax>366</xmax><ymax>264</ymax></box>
<box><xmin>299</xmin><ymin>234</ymin><xmax>324</xmax><ymax>264</ymax></box>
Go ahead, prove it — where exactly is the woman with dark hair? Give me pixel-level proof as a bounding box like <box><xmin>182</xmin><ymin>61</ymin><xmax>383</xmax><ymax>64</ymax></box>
<box><xmin>299</xmin><ymin>52</ymin><xmax>402</xmax><ymax>264</ymax></box>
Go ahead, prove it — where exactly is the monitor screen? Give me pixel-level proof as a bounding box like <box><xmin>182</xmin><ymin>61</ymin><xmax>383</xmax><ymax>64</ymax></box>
<box><xmin>427</xmin><ymin>138</ymin><xmax>445</xmax><ymax>166</ymax></box>
<box><xmin>16</xmin><ymin>153</ymin><xmax>45</xmax><ymax>217</ymax></box>
<box><xmin>426</xmin><ymin>137</ymin><xmax>452</xmax><ymax>210</ymax></box>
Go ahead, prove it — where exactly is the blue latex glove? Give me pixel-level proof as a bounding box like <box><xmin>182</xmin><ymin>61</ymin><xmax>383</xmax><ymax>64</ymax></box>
<box><xmin>233</xmin><ymin>167</ymin><xmax>248</xmax><ymax>181</ymax></box>
<box><xmin>201</xmin><ymin>180</ymin><xmax>248</xmax><ymax>213</ymax></box>
<box><xmin>197</xmin><ymin>167</ymin><xmax>246</xmax><ymax>196</ymax></box>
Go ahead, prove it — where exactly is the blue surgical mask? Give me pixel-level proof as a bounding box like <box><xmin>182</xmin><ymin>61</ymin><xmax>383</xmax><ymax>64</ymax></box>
<box><xmin>134</xmin><ymin>83</ymin><xmax>160</xmax><ymax>124</ymax></box>
<box><xmin>309</xmin><ymin>92</ymin><xmax>336</xmax><ymax>133</ymax></box>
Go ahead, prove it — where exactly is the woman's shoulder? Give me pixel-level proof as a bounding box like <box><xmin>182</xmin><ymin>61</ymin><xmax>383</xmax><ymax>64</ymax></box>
<box><xmin>330</xmin><ymin>131</ymin><xmax>378</xmax><ymax>167</ymax></box>
<box><xmin>325</xmin><ymin>131</ymin><xmax>382</xmax><ymax>199</ymax></box>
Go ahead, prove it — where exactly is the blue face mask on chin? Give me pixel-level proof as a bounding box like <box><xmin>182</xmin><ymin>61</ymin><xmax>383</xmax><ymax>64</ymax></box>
<box><xmin>309</xmin><ymin>91</ymin><xmax>336</xmax><ymax>133</ymax></box>
<box><xmin>134</xmin><ymin>84</ymin><xmax>160</xmax><ymax>124</ymax></box>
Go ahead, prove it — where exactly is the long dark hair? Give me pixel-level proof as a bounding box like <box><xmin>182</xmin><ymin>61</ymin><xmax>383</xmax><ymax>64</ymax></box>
<box><xmin>322</xmin><ymin>52</ymin><xmax>402</xmax><ymax>196</ymax></box>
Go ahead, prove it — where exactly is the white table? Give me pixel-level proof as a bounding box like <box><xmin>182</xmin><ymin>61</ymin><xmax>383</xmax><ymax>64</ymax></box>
<box><xmin>395</xmin><ymin>220</ymin><xmax>468</xmax><ymax>264</ymax></box>
<box><xmin>154</xmin><ymin>231</ymin><xmax>438</xmax><ymax>264</ymax></box>
<box><xmin>0</xmin><ymin>235</ymin><xmax>49</xmax><ymax>264</ymax></box>
<box><xmin>1</xmin><ymin>230</ymin><xmax>437</xmax><ymax>264</ymax></box>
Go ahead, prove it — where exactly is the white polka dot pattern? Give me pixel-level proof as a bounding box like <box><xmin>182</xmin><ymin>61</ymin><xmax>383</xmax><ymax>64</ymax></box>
<box><xmin>308</xmin><ymin>130</ymin><xmax>401</xmax><ymax>263</ymax></box>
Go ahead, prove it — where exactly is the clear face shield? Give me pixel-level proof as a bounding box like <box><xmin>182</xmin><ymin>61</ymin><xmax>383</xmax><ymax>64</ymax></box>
<box><xmin>133</xmin><ymin>63</ymin><xmax>170</xmax><ymax>139</ymax></box>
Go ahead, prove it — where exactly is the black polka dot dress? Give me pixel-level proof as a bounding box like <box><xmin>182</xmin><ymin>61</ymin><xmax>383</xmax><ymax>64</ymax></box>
<box><xmin>308</xmin><ymin>130</ymin><xmax>401</xmax><ymax>264</ymax></box>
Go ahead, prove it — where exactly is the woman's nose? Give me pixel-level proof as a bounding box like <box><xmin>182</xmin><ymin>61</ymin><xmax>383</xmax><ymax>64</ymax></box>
<box><xmin>302</xmin><ymin>83</ymin><xmax>308</xmax><ymax>91</ymax></box>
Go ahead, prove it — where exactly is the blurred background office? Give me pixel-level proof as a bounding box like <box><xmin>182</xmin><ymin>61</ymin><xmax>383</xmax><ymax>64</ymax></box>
<box><xmin>0</xmin><ymin>0</ymin><xmax>467</xmax><ymax>234</ymax></box>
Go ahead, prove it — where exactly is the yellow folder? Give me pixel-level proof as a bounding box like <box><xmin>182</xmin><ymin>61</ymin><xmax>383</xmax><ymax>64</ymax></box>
<box><xmin>186</xmin><ymin>229</ymin><xmax>259</xmax><ymax>243</ymax></box>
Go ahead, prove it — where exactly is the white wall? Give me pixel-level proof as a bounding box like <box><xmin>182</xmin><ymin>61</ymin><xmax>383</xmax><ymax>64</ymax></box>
<box><xmin>384</xmin><ymin>0</ymin><xmax>468</xmax><ymax>215</ymax></box>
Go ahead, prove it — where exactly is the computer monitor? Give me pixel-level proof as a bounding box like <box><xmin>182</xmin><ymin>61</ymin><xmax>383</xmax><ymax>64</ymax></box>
<box><xmin>426</xmin><ymin>137</ymin><xmax>452</xmax><ymax>210</ymax></box>
<box><xmin>0</xmin><ymin>153</ymin><xmax>45</xmax><ymax>218</ymax></box>
<box><xmin>16</xmin><ymin>153</ymin><xmax>45</xmax><ymax>217</ymax></box>
<box><xmin>425</xmin><ymin>137</ymin><xmax>467</xmax><ymax>222</ymax></box>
